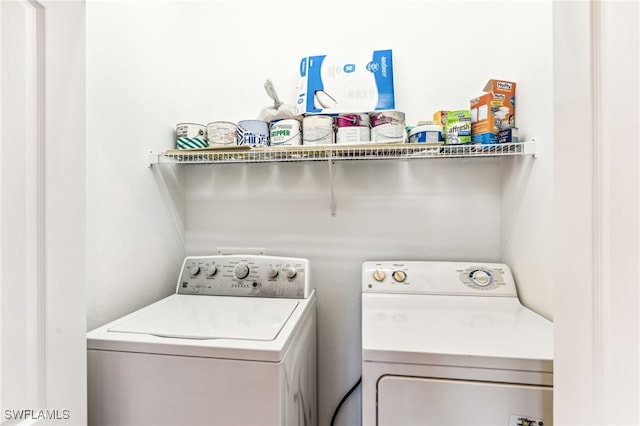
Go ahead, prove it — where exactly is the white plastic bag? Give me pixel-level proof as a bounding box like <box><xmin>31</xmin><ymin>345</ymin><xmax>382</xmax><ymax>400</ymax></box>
<box><xmin>258</xmin><ymin>79</ymin><xmax>299</xmax><ymax>123</ymax></box>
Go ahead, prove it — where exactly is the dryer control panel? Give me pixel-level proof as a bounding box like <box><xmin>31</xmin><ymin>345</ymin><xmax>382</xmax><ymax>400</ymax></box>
<box><xmin>362</xmin><ymin>261</ymin><xmax>518</xmax><ymax>297</ymax></box>
<box><xmin>176</xmin><ymin>255</ymin><xmax>311</xmax><ymax>299</ymax></box>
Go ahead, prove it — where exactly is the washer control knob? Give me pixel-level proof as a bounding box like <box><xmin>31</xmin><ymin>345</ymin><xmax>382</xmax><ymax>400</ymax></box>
<box><xmin>373</xmin><ymin>270</ymin><xmax>386</xmax><ymax>282</ymax></box>
<box><xmin>392</xmin><ymin>270</ymin><xmax>407</xmax><ymax>283</ymax></box>
<box><xmin>188</xmin><ymin>264</ymin><xmax>201</xmax><ymax>276</ymax></box>
<box><xmin>206</xmin><ymin>265</ymin><xmax>217</xmax><ymax>277</ymax></box>
<box><xmin>234</xmin><ymin>263</ymin><xmax>250</xmax><ymax>280</ymax></box>
<box><xmin>267</xmin><ymin>266</ymin><xmax>279</xmax><ymax>279</ymax></box>
<box><xmin>471</xmin><ymin>270</ymin><xmax>491</xmax><ymax>286</ymax></box>
<box><xmin>285</xmin><ymin>267</ymin><xmax>297</xmax><ymax>279</ymax></box>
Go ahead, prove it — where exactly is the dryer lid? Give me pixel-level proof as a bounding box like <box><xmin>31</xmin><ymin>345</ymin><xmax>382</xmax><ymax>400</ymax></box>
<box><xmin>361</xmin><ymin>293</ymin><xmax>553</xmax><ymax>371</ymax></box>
<box><xmin>108</xmin><ymin>294</ymin><xmax>299</xmax><ymax>341</ymax></box>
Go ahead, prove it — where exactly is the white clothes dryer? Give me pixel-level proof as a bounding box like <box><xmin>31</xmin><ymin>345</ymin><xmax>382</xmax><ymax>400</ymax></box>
<box><xmin>87</xmin><ymin>255</ymin><xmax>316</xmax><ymax>426</ymax></box>
<box><xmin>361</xmin><ymin>261</ymin><xmax>553</xmax><ymax>426</ymax></box>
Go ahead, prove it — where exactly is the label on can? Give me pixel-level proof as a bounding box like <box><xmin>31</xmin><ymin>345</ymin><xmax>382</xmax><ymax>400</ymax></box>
<box><xmin>336</xmin><ymin>126</ymin><xmax>371</xmax><ymax>144</ymax></box>
<box><xmin>371</xmin><ymin>123</ymin><xmax>405</xmax><ymax>143</ymax></box>
<box><xmin>408</xmin><ymin>124</ymin><xmax>443</xmax><ymax>143</ymax></box>
<box><xmin>370</xmin><ymin>111</ymin><xmax>405</xmax><ymax>128</ymax></box>
<box><xmin>270</xmin><ymin>119</ymin><xmax>301</xmax><ymax>146</ymax></box>
<box><xmin>336</xmin><ymin>113</ymin><xmax>370</xmax><ymax>128</ymax></box>
<box><xmin>237</xmin><ymin>120</ymin><xmax>269</xmax><ymax>147</ymax></box>
<box><xmin>207</xmin><ymin>121</ymin><xmax>237</xmax><ymax>146</ymax></box>
<box><xmin>176</xmin><ymin>123</ymin><xmax>207</xmax><ymax>139</ymax></box>
<box><xmin>303</xmin><ymin>126</ymin><xmax>334</xmax><ymax>145</ymax></box>
<box><xmin>303</xmin><ymin>116</ymin><xmax>334</xmax><ymax>145</ymax></box>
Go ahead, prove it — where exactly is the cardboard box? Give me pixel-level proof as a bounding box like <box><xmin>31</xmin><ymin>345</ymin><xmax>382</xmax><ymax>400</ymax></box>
<box><xmin>440</xmin><ymin>110</ymin><xmax>471</xmax><ymax>145</ymax></box>
<box><xmin>295</xmin><ymin>49</ymin><xmax>395</xmax><ymax>115</ymax></box>
<box><xmin>470</xmin><ymin>79</ymin><xmax>516</xmax><ymax>144</ymax></box>
<box><xmin>433</xmin><ymin>111</ymin><xmax>448</xmax><ymax>128</ymax></box>
<box><xmin>498</xmin><ymin>127</ymin><xmax>519</xmax><ymax>143</ymax></box>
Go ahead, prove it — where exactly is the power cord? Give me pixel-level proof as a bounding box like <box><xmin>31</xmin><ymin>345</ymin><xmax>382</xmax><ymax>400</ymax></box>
<box><xmin>330</xmin><ymin>376</ymin><xmax>362</xmax><ymax>426</ymax></box>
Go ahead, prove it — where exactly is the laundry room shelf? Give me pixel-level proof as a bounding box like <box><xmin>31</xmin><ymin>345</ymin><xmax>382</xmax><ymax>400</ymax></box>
<box><xmin>148</xmin><ymin>140</ymin><xmax>536</xmax><ymax>216</ymax></box>
<box><xmin>148</xmin><ymin>141</ymin><xmax>536</xmax><ymax>167</ymax></box>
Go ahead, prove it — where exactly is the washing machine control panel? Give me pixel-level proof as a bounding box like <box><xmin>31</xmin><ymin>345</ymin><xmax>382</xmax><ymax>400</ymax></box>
<box><xmin>362</xmin><ymin>261</ymin><xmax>518</xmax><ymax>296</ymax></box>
<box><xmin>177</xmin><ymin>255</ymin><xmax>311</xmax><ymax>299</ymax></box>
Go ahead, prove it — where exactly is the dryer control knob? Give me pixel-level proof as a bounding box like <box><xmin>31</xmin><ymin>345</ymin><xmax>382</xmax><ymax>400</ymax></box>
<box><xmin>267</xmin><ymin>266</ymin><xmax>279</xmax><ymax>279</ymax></box>
<box><xmin>234</xmin><ymin>263</ymin><xmax>250</xmax><ymax>280</ymax></box>
<box><xmin>206</xmin><ymin>265</ymin><xmax>217</xmax><ymax>277</ymax></box>
<box><xmin>392</xmin><ymin>270</ymin><xmax>407</xmax><ymax>283</ymax></box>
<box><xmin>285</xmin><ymin>267</ymin><xmax>297</xmax><ymax>279</ymax></box>
<box><xmin>373</xmin><ymin>270</ymin><xmax>386</xmax><ymax>282</ymax></box>
<box><xmin>188</xmin><ymin>264</ymin><xmax>201</xmax><ymax>276</ymax></box>
<box><xmin>471</xmin><ymin>270</ymin><xmax>491</xmax><ymax>286</ymax></box>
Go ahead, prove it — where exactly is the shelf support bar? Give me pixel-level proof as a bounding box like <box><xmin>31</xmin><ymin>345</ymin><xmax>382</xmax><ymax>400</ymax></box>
<box><xmin>328</xmin><ymin>155</ymin><xmax>336</xmax><ymax>216</ymax></box>
<box><xmin>523</xmin><ymin>140</ymin><xmax>537</xmax><ymax>158</ymax></box>
<box><xmin>148</xmin><ymin>150</ymin><xmax>160</xmax><ymax>167</ymax></box>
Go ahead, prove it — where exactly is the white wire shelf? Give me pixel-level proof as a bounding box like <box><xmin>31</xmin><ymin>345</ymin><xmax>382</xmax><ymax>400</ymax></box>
<box><xmin>148</xmin><ymin>141</ymin><xmax>536</xmax><ymax>166</ymax></box>
<box><xmin>148</xmin><ymin>140</ymin><xmax>536</xmax><ymax>216</ymax></box>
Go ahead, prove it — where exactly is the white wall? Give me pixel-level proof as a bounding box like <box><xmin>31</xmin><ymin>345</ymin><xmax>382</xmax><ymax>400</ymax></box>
<box><xmin>86</xmin><ymin>2</ymin><xmax>186</xmax><ymax>330</ymax></box>
<box><xmin>86</xmin><ymin>1</ymin><xmax>554</xmax><ymax>425</ymax></box>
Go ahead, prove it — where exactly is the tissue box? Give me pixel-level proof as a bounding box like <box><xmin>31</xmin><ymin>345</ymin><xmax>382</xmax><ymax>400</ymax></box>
<box><xmin>470</xmin><ymin>79</ymin><xmax>516</xmax><ymax>144</ymax></box>
<box><xmin>295</xmin><ymin>49</ymin><xmax>395</xmax><ymax>115</ymax></box>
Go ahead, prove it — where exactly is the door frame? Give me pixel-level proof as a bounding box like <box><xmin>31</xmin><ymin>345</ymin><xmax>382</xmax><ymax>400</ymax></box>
<box><xmin>0</xmin><ymin>0</ymin><xmax>86</xmax><ymax>423</ymax></box>
<box><xmin>553</xmin><ymin>1</ymin><xmax>640</xmax><ymax>424</ymax></box>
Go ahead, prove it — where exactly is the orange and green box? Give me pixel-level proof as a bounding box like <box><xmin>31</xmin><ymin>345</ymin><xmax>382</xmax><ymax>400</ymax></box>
<box><xmin>470</xmin><ymin>79</ymin><xmax>516</xmax><ymax>144</ymax></box>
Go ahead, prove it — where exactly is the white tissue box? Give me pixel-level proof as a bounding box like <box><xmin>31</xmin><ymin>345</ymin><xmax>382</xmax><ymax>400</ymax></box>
<box><xmin>295</xmin><ymin>49</ymin><xmax>396</xmax><ymax>115</ymax></box>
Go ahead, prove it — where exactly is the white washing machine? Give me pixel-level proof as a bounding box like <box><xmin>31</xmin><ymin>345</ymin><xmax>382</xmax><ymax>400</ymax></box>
<box><xmin>361</xmin><ymin>261</ymin><xmax>553</xmax><ymax>426</ymax></box>
<box><xmin>87</xmin><ymin>254</ymin><xmax>316</xmax><ymax>426</ymax></box>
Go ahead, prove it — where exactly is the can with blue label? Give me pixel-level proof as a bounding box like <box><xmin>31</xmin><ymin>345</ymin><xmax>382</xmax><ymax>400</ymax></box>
<box><xmin>237</xmin><ymin>120</ymin><xmax>269</xmax><ymax>147</ymax></box>
<box><xmin>408</xmin><ymin>123</ymin><xmax>443</xmax><ymax>144</ymax></box>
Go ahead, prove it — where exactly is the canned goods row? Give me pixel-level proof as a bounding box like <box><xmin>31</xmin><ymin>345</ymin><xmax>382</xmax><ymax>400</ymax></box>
<box><xmin>175</xmin><ymin>120</ymin><xmax>298</xmax><ymax>149</ymax></box>
<box><xmin>303</xmin><ymin>111</ymin><xmax>407</xmax><ymax>145</ymax></box>
<box><xmin>174</xmin><ymin>111</ymin><xmax>407</xmax><ymax>149</ymax></box>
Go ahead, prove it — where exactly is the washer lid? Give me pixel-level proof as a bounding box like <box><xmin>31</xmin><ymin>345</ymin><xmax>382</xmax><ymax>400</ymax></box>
<box><xmin>108</xmin><ymin>294</ymin><xmax>299</xmax><ymax>341</ymax></box>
